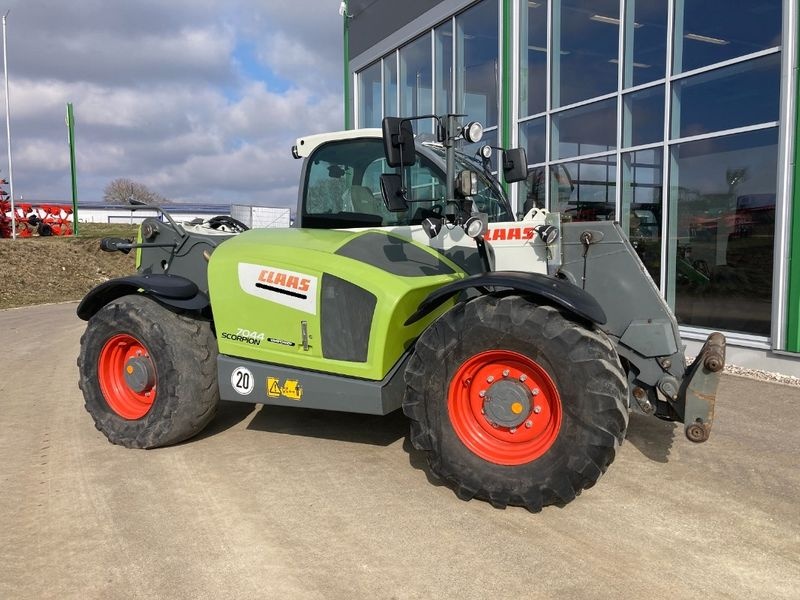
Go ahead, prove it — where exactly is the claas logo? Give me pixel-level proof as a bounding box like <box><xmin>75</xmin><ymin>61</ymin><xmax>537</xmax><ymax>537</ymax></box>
<box><xmin>258</xmin><ymin>269</ymin><xmax>311</xmax><ymax>292</ymax></box>
<box><xmin>484</xmin><ymin>227</ymin><xmax>535</xmax><ymax>242</ymax></box>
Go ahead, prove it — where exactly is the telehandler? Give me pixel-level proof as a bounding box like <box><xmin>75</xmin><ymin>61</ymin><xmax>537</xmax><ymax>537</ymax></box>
<box><xmin>77</xmin><ymin>114</ymin><xmax>724</xmax><ymax>510</ymax></box>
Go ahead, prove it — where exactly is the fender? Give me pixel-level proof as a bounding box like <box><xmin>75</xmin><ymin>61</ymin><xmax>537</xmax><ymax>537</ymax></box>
<box><xmin>404</xmin><ymin>271</ymin><xmax>606</xmax><ymax>326</ymax></box>
<box><xmin>76</xmin><ymin>274</ymin><xmax>209</xmax><ymax>321</ymax></box>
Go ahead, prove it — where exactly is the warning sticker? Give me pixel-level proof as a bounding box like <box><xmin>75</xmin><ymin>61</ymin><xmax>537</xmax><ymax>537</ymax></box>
<box><xmin>267</xmin><ymin>377</ymin><xmax>303</xmax><ymax>401</ymax></box>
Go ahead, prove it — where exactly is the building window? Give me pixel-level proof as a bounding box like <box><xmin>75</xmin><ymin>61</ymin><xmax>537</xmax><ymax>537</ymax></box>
<box><xmin>456</xmin><ymin>0</ymin><xmax>499</xmax><ymax>128</ymax></box>
<box><xmin>668</xmin><ymin>128</ymin><xmax>778</xmax><ymax>336</ymax></box>
<box><xmin>551</xmin><ymin>155</ymin><xmax>616</xmax><ymax>221</ymax></box>
<box><xmin>358</xmin><ymin>61</ymin><xmax>382</xmax><ymax>129</ymax></box>
<box><xmin>673</xmin><ymin>0</ymin><xmax>782</xmax><ymax>74</ymax></box>
<box><xmin>383</xmin><ymin>54</ymin><xmax>398</xmax><ymax>118</ymax></box>
<box><xmin>520</xmin><ymin>116</ymin><xmax>546</xmax><ymax>165</ymax></box>
<box><xmin>552</xmin><ymin>0</ymin><xmax>620</xmax><ymax>108</ymax></box>
<box><xmin>623</xmin><ymin>0</ymin><xmax>668</xmax><ymax>89</ymax></box>
<box><xmin>670</xmin><ymin>53</ymin><xmax>781</xmax><ymax>139</ymax></box>
<box><xmin>520</xmin><ymin>0</ymin><xmax>548</xmax><ymax>118</ymax></box>
<box><xmin>400</xmin><ymin>34</ymin><xmax>433</xmax><ymax>134</ymax></box>
<box><xmin>621</xmin><ymin>148</ymin><xmax>663</xmax><ymax>284</ymax></box>
<box><xmin>623</xmin><ymin>85</ymin><xmax>665</xmax><ymax>148</ymax></box>
<box><xmin>434</xmin><ymin>21</ymin><xmax>453</xmax><ymax>116</ymax></box>
<box><xmin>551</xmin><ymin>97</ymin><xmax>617</xmax><ymax>160</ymax></box>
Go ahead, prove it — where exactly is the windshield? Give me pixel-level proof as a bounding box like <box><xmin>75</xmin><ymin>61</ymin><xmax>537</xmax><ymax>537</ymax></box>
<box><xmin>301</xmin><ymin>138</ymin><xmax>513</xmax><ymax>229</ymax></box>
<box><xmin>420</xmin><ymin>142</ymin><xmax>513</xmax><ymax>222</ymax></box>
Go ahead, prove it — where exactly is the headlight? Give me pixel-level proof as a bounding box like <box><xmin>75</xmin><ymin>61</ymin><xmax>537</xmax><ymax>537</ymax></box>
<box><xmin>464</xmin><ymin>215</ymin><xmax>487</xmax><ymax>238</ymax></box>
<box><xmin>535</xmin><ymin>224</ymin><xmax>559</xmax><ymax>245</ymax></box>
<box><xmin>463</xmin><ymin>121</ymin><xmax>483</xmax><ymax>143</ymax></box>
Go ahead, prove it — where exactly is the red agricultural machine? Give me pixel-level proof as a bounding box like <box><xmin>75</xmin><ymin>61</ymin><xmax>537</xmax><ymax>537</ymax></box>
<box><xmin>0</xmin><ymin>199</ymin><xmax>74</xmax><ymax>238</ymax></box>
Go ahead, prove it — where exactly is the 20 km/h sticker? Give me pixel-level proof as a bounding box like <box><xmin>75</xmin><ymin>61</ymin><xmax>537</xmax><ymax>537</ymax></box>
<box><xmin>231</xmin><ymin>366</ymin><xmax>255</xmax><ymax>395</ymax></box>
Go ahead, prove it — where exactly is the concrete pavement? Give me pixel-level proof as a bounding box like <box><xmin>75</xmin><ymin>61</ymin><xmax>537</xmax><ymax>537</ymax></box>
<box><xmin>1</xmin><ymin>302</ymin><xmax>798</xmax><ymax>599</ymax></box>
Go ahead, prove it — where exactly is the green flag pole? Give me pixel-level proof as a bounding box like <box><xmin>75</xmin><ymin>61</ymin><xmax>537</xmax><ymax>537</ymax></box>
<box><xmin>66</xmin><ymin>102</ymin><xmax>78</xmax><ymax>235</ymax></box>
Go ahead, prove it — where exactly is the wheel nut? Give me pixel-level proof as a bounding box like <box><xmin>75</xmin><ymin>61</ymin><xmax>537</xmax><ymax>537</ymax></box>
<box><xmin>519</xmin><ymin>374</ymin><xmax>527</xmax><ymax>382</ymax></box>
<box><xmin>525</xmin><ymin>420</ymin><xmax>533</xmax><ymax>428</ymax></box>
<box><xmin>533</xmin><ymin>405</ymin><xmax>542</xmax><ymax>414</ymax></box>
<box><xmin>532</xmin><ymin>388</ymin><xmax>540</xmax><ymax>396</ymax></box>
<box><xmin>490</xmin><ymin>422</ymin><xmax>498</xmax><ymax>428</ymax></box>
<box><xmin>502</xmin><ymin>369</ymin><xmax>509</xmax><ymax>377</ymax></box>
<box><xmin>509</xmin><ymin>427</ymin><xmax>517</xmax><ymax>434</ymax></box>
<box><xmin>479</xmin><ymin>390</ymin><xmax>486</xmax><ymax>398</ymax></box>
<box><xmin>487</xmin><ymin>375</ymin><xmax>494</xmax><ymax>383</ymax></box>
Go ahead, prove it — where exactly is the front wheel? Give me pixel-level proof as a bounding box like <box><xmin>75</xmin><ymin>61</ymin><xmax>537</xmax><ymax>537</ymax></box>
<box><xmin>403</xmin><ymin>294</ymin><xmax>628</xmax><ymax>511</ymax></box>
<box><xmin>78</xmin><ymin>294</ymin><xmax>219</xmax><ymax>448</ymax></box>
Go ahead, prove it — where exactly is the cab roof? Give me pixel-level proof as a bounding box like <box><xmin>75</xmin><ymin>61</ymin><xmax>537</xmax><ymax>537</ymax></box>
<box><xmin>293</xmin><ymin>128</ymin><xmax>382</xmax><ymax>158</ymax></box>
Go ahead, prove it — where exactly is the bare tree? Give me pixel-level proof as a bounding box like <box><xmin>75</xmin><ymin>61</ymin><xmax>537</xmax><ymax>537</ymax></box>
<box><xmin>103</xmin><ymin>178</ymin><xmax>169</xmax><ymax>205</ymax></box>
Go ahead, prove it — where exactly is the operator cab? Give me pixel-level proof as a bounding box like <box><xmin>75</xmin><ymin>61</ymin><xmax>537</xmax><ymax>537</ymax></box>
<box><xmin>294</xmin><ymin>131</ymin><xmax>514</xmax><ymax>230</ymax></box>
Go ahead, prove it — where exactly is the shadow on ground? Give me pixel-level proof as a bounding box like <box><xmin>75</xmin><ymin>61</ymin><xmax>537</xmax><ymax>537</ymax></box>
<box><xmin>246</xmin><ymin>405</ymin><xmax>408</xmax><ymax>446</ymax></box>
<box><xmin>624</xmin><ymin>412</ymin><xmax>677</xmax><ymax>463</ymax></box>
<box><xmin>191</xmin><ymin>400</ymin><xmax>259</xmax><ymax>442</ymax></box>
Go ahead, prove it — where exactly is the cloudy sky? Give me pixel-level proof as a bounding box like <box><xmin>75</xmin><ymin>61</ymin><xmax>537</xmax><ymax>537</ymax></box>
<box><xmin>0</xmin><ymin>0</ymin><xmax>345</xmax><ymax>207</ymax></box>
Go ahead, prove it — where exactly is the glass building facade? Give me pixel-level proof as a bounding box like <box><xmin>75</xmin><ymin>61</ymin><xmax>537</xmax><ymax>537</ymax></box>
<box><xmin>346</xmin><ymin>0</ymin><xmax>798</xmax><ymax>355</ymax></box>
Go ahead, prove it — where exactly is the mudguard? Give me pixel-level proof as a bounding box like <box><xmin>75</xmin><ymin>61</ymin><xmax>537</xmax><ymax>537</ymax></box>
<box><xmin>76</xmin><ymin>274</ymin><xmax>209</xmax><ymax>320</ymax></box>
<box><xmin>404</xmin><ymin>271</ymin><xmax>607</xmax><ymax>326</ymax></box>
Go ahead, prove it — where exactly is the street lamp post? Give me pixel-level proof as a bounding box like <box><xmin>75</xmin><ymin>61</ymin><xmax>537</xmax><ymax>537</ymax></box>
<box><xmin>2</xmin><ymin>11</ymin><xmax>15</xmax><ymax>240</ymax></box>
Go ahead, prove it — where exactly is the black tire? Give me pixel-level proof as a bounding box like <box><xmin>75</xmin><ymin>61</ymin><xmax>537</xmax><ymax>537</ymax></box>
<box><xmin>403</xmin><ymin>294</ymin><xmax>628</xmax><ymax>511</ymax></box>
<box><xmin>38</xmin><ymin>223</ymin><xmax>52</xmax><ymax>236</ymax></box>
<box><xmin>77</xmin><ymin>294</ymin><xmax>219</xmax><ymax>449</ymax></box>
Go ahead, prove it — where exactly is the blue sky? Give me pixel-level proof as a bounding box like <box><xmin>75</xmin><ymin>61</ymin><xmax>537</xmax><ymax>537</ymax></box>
<box><xmin>0</xmin><ymin>0</ymin><xmax>345</xmax><ymax>207</ymax></box>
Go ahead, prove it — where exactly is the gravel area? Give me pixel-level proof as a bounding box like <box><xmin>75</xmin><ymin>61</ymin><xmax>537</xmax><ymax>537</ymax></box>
<box><xmin>723</xmin><ymin>364</ymin><xmax>800</xmax><ymax>387</ymax></box>
<box><xmin>685</xmin><ymin>355</ymin><xmax>800</xmax><ymax>387</ymax></box>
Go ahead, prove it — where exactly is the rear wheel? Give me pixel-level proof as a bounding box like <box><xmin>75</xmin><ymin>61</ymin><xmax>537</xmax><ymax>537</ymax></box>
<box><xmin>403</xmin><ymin>294</ymin><xmax>628</xmax><ymax>511</ymax></box>
<box><xmin>78</xmin><ymin>294</ymin><xmax>219</xmax><ymax>448</ymax></box>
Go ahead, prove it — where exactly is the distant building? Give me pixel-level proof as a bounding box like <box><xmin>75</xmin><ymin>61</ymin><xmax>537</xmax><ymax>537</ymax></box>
<box><xmin>74</xmin><ymin>203</ymin><xmax>291</xmax><ymax>229</ymax></box>
<box><xmin>76</xmin><ymin>203</ymin><xmax>232</xmax><ymax>225</ymax></box>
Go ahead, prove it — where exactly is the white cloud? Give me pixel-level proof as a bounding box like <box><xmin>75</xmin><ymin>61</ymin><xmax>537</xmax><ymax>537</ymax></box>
<box><xmin>0</xmin><ymin>0</ymin><xmax>346</xmax><ymax>208</ymax></box>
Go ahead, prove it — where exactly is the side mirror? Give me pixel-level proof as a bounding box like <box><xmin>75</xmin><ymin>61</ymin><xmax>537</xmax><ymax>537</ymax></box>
<box><xmin>503</xmin><ymin>148</ymin><xmax>528</xmax><ymax>183</ymax></box>
<box><xmin>379</xmin><ymin>173</ymin><xmax>409</xmax><ymax>212</ymax></box>
<box><xmin>382</xmin><ymin>117</ymin><xmax>416</xmax><ymax>167</ymax></box>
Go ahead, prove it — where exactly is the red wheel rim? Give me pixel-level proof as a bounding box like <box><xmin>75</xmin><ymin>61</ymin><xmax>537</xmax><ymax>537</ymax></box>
<box><xmin>448</xmin><ymin>350</ymin><xmax>561</xmax><ymax>466</ymax></box>
<box><xmin>98</xmin><ymin>334</ymin><xmax>157</xmax><ymax>420</ymax></box>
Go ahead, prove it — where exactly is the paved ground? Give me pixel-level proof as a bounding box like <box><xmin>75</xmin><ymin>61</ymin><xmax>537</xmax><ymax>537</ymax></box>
<box><xmin>1</xmin><ymin>302</ymin><xmax>799</xmax><ymax>600</ymax></box>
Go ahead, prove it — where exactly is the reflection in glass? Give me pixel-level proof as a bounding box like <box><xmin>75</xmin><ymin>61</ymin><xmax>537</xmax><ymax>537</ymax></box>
<box><xmin>553</xmin><ymin>0</ymin><xmax>619</xmax><ymax>107</ymax></box>
<box><xmin>358</xmin><ymin>61</ymin><xmax>382</xmax><ymax>128</ymax></box>
<box><xmin>519</xmin><ymin>117</ymin><xmax>546</xmax><ymax>165</ymax></box>
<box><xmin>521</xmin><ymin>167</ymin><xmax>547</xmax><ymax>214</ymax></box>
<box><xmin>671</xmin><ymin>54</ymin><xmax>781</xmax><ymax>139</ymax></box>
<box><xmin>456</xmin><ymin>0</ymin><xmax>499</xmax><ymax>127</ymax></box>
<box><xmin>623</xmin><ymin>85</ymin><xmax>664</xmax><ymax>148</ymax></box>
<box><xmin>622</xmin><ymin>149</ymin><xmax>663</xmax><ymax>284</ymax></box>
<box><xmin>400</xmin><ymin>34</ymin><xmax>433</xmax><ymax>133</ymax></box>
<box><xmin>435</xmin><ymin>22</ymin><xmax>453</xmax><ymax>116</ymax></box>
<box><xmin>674</xmin><ymin>0</ymin><xmax>782</xmax><ymax>74</ymax></box>
<box><xmin>383</xmin><ymin>53</ymin><xmax>397</xmax><ymax>117</ymax></box>
<box><xmin>520</xmin><ymin>0</ymin><xmax>548</xmax><ymax>117</ymax></box>
<box><xmin>623</xmin><ymin>0</ymin><xmax>667</xmax><ymax>88</ymax></box>
<box><xmin>550</xmin><ymin>156</ymin><xmax>616</xmax><ymax>221</ymax></box>
<box><xmin>668</xmin><ymin>128</ymin><xmax>778</xmax><ymax>335</ymax></box>
<box><xmin>551</xmin><ymin>97</ymin><xmax>616</xmax><ymax>160</ymax></box>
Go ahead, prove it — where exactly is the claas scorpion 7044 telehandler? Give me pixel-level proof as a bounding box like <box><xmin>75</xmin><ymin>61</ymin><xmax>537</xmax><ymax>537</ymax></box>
<box><xmin>77</xmin><ymin>114</ymin><xmax>724</xmax><ymax>511</ymax></box>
